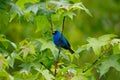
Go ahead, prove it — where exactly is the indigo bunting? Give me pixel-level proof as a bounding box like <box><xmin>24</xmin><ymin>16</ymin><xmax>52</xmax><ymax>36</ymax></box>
<box><xmin>52</xmin><ymin>30</ymin><xmax>74</xmax><ymax>54</ymax></box>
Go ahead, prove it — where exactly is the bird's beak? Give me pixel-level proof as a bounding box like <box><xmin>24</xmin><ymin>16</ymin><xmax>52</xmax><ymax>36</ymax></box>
<box><xmin>52</xmin><ymin>31</ymin><xmax>55</xmax><ymax>35</ymax></box>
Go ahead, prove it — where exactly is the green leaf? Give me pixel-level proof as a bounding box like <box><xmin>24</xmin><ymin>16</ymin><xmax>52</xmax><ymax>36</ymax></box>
<box><xmin>71</xmin><ymin>75</ymin><xmax>88</xmax><ymax>80</ymax></box>
<box><xmin>49</xmin><ymin>0</ymin><xmax>69</xmax><ymax>11</ymax></box>
<box><xmin>19</xmin><ymin>41</ymin><xmax>36</xmax><ymax>59</ymax></box>
<box><xmin>87</xmin><ymin>38</ymin><xmax>101</xmax><ymax>56</ymax></box>
<box><xmin>24</xmin><ymin>12</ymin><xmax>34</xmax><ymax>22</ymax></box>
<box><xmin>37</xmin><ymin>8</ymin><xmax>55</xmax><ymax>22</ymax></box>
<box><xmin>87</xmin><ymin>34</ymin><xmax>117</xmax><ymax>56</ymax></box>
<box><xmin>70</xmin><ymin>2</ymin><xmax>92</xmax><ymax>17</ymax></box>
<box><xmin>0</xmin><ymin>69</ymin><xmax>14</xmax><ymax>80</ymax></box>
<box><xmin>9</xmin><ymin>2</ymin><xmax>23</xmax><ymax>16</ymax></box>
<box><xmin>113</xmin><ymin>43</ymin><xmax>120</xmax><ymax>54</ymax></box>
<box><xmin>35</xmin><ymin>16</ymin><xmax>49</xmax><ymax>33</ymax></box>
<box><xmin>0</xmin><ymin>35</ymin><xmax>9</xmax><ymax>49</ymax></box>
<box><xmin>10</xmin><ymin>42</ymin><xmax>17</xmax><ymax>49</ymax></box>
<box><xmin>25</xmin><ymin>2</ymin><xmax>55</xmax><ymax>22</ymax></box>
<box><xmin>40</xmin><ymin>39</ymin><xmax>58</xmax><ymax>58</ymax></box>
<box><xmin>98</xmin><ymin>34</ymin><xmax>117</xmax><ymax>42</ymax></box>
<box><xmin>98</xmin><ymin>54</ymin><xmax>120</xmax><ymax>77</ymax></box>
<box><xmin>0</xmin><ymin>12</ymin><xmax>9</xmax><ymax>26</ymax></box>
<box><xmin>7</xmin><ymin>52</ymin><xmax>18</xmax><ymax>68</ymax></box>
<box><xmin>41</xmin><ymin>70</ymin><xmax>54</xmax><ymax>80</ymax></box>
<box><xmin>53</xmin><ymin>1</ymin><xmax>92</xmax><ymax>17</ymax></box>
<box><xmin>0</xmin><ymin>36</ymin><xmax>17</xmax><ymax>49</ymax></box>
<box><xmin>33</xmin><ymin>39</ymin><xmax>42</xmax><ymax>52</ymax></box>
<box><xmin>16</xmin><ymin>0</ymin><xmax>38</xmax><ymax>9</ymax></box>
<box><xmin>7</xmin><ymin>56</ymin><xmax>14</xmax><ymax>68</ymax></box>
<box><xmin>1</xmin><ymin>41</ymin><xmax>9</xmax><ymax>49</ymax></box>
<box><xmin>111</xmin><ymin>39</ymin><xmax>120</xmax><ymax>45</ymax></box>
<box><xmin>62</xmin><ymin>11</ymin><xmax>76</xmax><ymax>20</ymax></box>
<box><xmin>25</xmin><ymin>2</ymin><xmax>40</xmax><ymax>15</ymax></box>
<box><xmin>20</xmin><ymin>62</ymin><xmax>32</xmax><ymax>74</ymax></box>
<box><xmin>0</xmin><ymin>54</ymin><xmax>8</xmax><ymax>69</ymax></box>
<box><xmin>35</xmin><ymin>68</ymin><xmax>54</xmax><ymax>80</ymax></box>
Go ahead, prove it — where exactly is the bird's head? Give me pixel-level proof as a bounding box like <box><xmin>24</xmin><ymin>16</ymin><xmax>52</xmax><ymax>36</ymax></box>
<box><xmin>52</xmin><ymin>31</ymin><xmax>60</xmax><ymax>35</ymax></box>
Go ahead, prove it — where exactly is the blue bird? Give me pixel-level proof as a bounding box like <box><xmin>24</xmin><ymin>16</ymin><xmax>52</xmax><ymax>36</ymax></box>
<box><xmin>52</xmin><ymin>30</ymin><xmax>74</xmax><ymax>54</ymax></box>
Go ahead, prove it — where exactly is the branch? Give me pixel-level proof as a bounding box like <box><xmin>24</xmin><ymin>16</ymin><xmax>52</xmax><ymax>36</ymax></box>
<box><xmin>40</xmin><ymin>62</ymin><xmax>53</xmax><ymax>75</ymax></box>
<box><xmin>82</xmin><ymin>55</ymin><xmax>102</xmax><ymax>73</ymax></box>
<box><xmin>54</xmin><ymin>16</ymin><xmax>66</xmax><ymax>76</ymax></box>
<box><xmin>61</xmin><ymin>16</ymin><xmax>66</xmax><ymax>34</ymax></box>
<box><xmin>54</xmin><ymin>48</ymin><xmax>61</xmax><ymax>76</ymax></box>
<box><xmin>82</xmin><ymin>47</ymin><xmax>109</xmax><ymax>73</ymax></box>
<box><xmin>49</xmin><ymin>18</ymin><xmax>53</xmax><ymax>33</ymax></box>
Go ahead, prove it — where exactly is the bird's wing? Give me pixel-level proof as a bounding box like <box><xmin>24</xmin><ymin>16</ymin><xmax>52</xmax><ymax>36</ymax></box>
<box><xmin>64</xmin><ymin>38</ymin><xmax>70</xmax><ymax>47</ymax></box>
<box><xmin>59</xmin><ymin>35</ymin><xmax>71</xmax><ymax>49</ymax></box>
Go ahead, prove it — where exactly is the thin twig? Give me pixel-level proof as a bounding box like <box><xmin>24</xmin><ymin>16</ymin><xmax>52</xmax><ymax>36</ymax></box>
<box><xmin>54</xmin><ymin>16</ymin><xmax>66</xmax><ymax>76</ymax></box>
<box><xmin>50</xmin><ymin>19</ymin><xmax>53</xmax><ymax>33</ymax></box>
<box><xmin>82</xmin><ymin>55</ymin><xmax>102</xmax><ymax>73</ymax></box>
<box><xmin>54</xmin><ymin>48</ymin><xmax>61</xmax><ymax>76</ymax></box>
<box><xmin>40</xmin><ymin>62</ymin><xmax>53</xmax><ymax>74</ymax></box>
<box><xmin>61</xmin><ymin>16</ymin><xmax>66</xmax><ymax>34</ymax></box>
<box><xmin>82</xmin><ymin>47</ymin><xmax>109</xmax><ymax>73</ymax></box>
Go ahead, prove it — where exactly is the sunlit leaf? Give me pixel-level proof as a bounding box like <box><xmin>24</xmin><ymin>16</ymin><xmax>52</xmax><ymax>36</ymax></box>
<box><xmin>41</xmin><ymin>70</ymin><xmax>54</xmax><ymax>80</ymax></box>
<box><xmin>20</xmin><ymin>62</ymin><xmax>33</xmax><ymax>74</ymax></box>
<box><xmin>51</xmin><ymin>1</ymin><xmax>92</xmax><ymax>17</ymax></box>
<box><xmin>62</xmin><ymin>11</ymin><xmax>76</xmax><ymax>20</ymax></box>
<box><xmin>70</xmin><ymin>2</ymin><xmax>92</xmax><ymax>17</ymax></box>
<box><xmin>35</xmin><ymin>68</ymin><xmax>54</xmax><ymax>80</ymax></box>
<box><xmin>0</xmin><ymin>54</ymin><xmax>8</xmax><ymax>69</ymax></box>
<box><xmin>33</xmin><ymin>39</ymin><xmax>42</xmax><ymax>52</ymax></box>
<box><xmin>111</xmin><ymin>39</ymin><xmax>120</xmax><ymax>46</ymax></box>
<box><xmin>16</xmin><ymin>0</ymin><xmax>38</xmax><ymax>9</ymax></box>
<box><xmin>87</xmin><ymin>34</ymin><xmax>117</xmax><ymax>56</ymax></box>
<box><xmin>40</xmin><ymin>39</ymin><xmax>58</xmax><ymax>58</ymax></box>
<box><xmin>19</xmin><ymin>40</ymin><xmax>36</xmax><ymax>59</ymax></box>
<box><xmin>25</xmin><ymin>2</ymin><xmax>40</xmax><ymax>14</ymax></box>
<box><xmin>7</xmin><ymin>56</ymin><xmax>14</xmax><ymax>68</ymax></box>
<box><xmin>98</xmin><ymin>34</ymin><xmax>117</xmax><ymax>42</ymax></box>
<box><xmin>7</xmin><ymin>52</ymin><xmax>18</xmax><ymax>68</ymax></box>
<box><xmin>87</xmin><ymin>38</ymin><xmax>101</xmax><ymax>56</ymax></box>
<box><xmin>49</xmin><ymin>0</ymin><xmax>69</xmax><ymax>11</ymax></box>
<box><xmin>10</xmin><ymin>42</ymin><xmax>17</xmax><ymax>49</ymax></box>
<box><xmin>9</xmin><ymin>2</ymin><xmax>23</xmax><ymax>16</ymax></box>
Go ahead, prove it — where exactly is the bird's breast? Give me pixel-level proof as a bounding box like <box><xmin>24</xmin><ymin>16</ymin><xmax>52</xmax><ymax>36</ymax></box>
<box><xmin>53</xmin><ymin>35</ymin><xmax>60</xmax><ymax>46</ymax></box>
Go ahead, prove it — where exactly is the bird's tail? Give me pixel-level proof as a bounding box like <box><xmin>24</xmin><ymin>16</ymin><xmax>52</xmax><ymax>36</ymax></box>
<box><xmin>69</xmin><ymin>48</ymin><xmax>74</xmax><ymax>54</ymax></box>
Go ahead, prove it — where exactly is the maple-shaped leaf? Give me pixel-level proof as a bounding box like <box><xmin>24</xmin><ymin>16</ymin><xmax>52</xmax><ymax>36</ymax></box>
<box><xmin>98</xmin><ymin>54</ymin><xmax>120</xmax><ymax>78</ymax></box>
<box><xmin>87</xmin><ymin>34</ymin><xmax>117</xmax><ymax>56</ymax></box>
